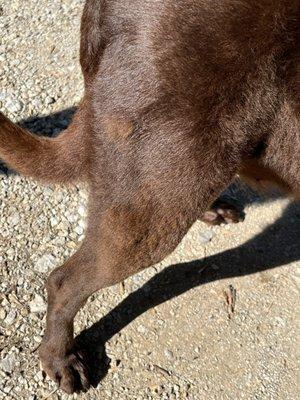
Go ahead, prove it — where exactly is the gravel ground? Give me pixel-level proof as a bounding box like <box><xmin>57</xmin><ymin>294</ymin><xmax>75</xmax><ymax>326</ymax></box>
<box><xmin>0</xmin><ymin>1</ymin><xmax>299</xmax><ymax>399</ymax></box>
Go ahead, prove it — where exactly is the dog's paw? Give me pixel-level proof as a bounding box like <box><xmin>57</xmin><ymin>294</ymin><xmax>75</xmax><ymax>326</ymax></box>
<box><xmin>40</xmin><ymin>348</ymin><xmax>90</xmax><ymax>394</ymax></box>
<box><xmin>201</xmin><ymin>200</ymin><xmax>245</xmax><ymax>226</ymax></box>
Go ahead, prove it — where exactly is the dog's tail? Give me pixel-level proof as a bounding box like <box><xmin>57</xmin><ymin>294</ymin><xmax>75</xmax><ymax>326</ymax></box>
<box><xmin>0</xmin><ymin>103</ymin><xmax>88</xmax><ymax>184</ymax></box>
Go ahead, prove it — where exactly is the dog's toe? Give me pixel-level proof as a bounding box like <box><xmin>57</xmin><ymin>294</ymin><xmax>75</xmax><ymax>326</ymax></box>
<box><xmin>58</xmin><ymin>353</ymin><xmax>91</xmax><ymax>394</ymax></box>
<box><xmin>202</xmin><ymin>200</ymin><xmax>245</xmax><ymax>226</ymax></box>
<box><xmin>40</xmin><ymin>348</ymin><xmax>91</xmax><ymax>394</ymax></box>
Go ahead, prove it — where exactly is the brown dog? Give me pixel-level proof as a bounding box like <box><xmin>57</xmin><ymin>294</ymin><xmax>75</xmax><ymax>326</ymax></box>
<box><xmin>0</xmin><ymin>0</ymin><xmax>299</xmax><ymax>394</ymax></box>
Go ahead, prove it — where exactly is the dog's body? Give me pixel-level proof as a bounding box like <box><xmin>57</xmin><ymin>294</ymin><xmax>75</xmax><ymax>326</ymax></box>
<box><xmin>0</xmin><ymin>0</ymin><xmax>299</xmax><ymax>393</ymax></box>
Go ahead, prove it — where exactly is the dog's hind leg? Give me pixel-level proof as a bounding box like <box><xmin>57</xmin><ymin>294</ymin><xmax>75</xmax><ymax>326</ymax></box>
<box><xmin>0</xmin><ymin>101</ymin><xmax>88</xmax><ymax>184</ymax></box>
<box><xmin>240</xmin><ymin>101</ymin><xmax>300</xmax><ymax>197</ymax></box>
<box><xmin>38</xmin><ymin>116</ymin><xmax>240</xmax><ymax>393</ymax></box>
<box><xmin>264</xmin><ymin>103</ymin><xmax>300</xmax><ymax>195</ymax></box>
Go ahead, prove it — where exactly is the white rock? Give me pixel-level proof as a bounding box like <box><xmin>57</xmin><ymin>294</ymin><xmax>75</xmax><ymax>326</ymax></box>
<box><xmin>29</xmin><ymin>294</ymin><xmax>46</xmax><ymax>313</ymax></box>
<box><xmin>199</xmin><ymin>230</ymin><xmax>214</xmax><ymax>244</ymax></box>
<box><xmin>137</xmin><ymin>325</ymin><xmax>146</xmax><ymax>334</ymax></box>
<box><xmin>8</xmin><ymin>212</ymin><xmax>20</xmax><ymax>226</ymax></box>
<box><xmin>74</xmin><ymin>225</ymin><xmax>84</xmax><ymax>235</ymax></box>
<box><xmin>0</xmin><ymin>307</ymin><xmax>6</xmax><ymax>320</ymax></box>
<box><xmin>164</xmin><ymin>349</ymin><xmax>174</xmax><ymax>360</ymax></box>
<box><xmin>6</xmin><ymin>98</ymin><xmax>23</xmax><ymax>113</ymax></box>
<box><xmin>34</xmin><ymin>254</ymin><xmax>56</xmax><ymax>273</ymax></box>
<box><xmin>4</xmin><ymin>310</ymin><xmax>16</xmax><ymax>325</ymax></box>
<box><xmin>0</xmin><ymin>354</ymin><xmax>16</xmax><ymax>374</ymax></box>
<box><xmin>50</xmin><ymin>217</ymin><xmax>58</xmax><ymax>227</ymax></box>
<box><xmin>34</xmin><ymin>370</ymin><xmax>44</xmax><ymax>382</ymax></box>
<box><xmin>3</xmin><ymin>385</ymin><xmax>13</xmax><ymax>394</ymax></box>
<box><xmin>78</xmin><ymin>205</ymin><xmax>86</xmax><ymax>217</ymax></box>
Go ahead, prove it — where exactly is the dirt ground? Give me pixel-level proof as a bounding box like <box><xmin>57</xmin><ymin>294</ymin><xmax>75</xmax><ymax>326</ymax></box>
<box><xmin>0</xmin><ymin>1</ymin><xmax>299</xmax><ymax>399</ymax></box>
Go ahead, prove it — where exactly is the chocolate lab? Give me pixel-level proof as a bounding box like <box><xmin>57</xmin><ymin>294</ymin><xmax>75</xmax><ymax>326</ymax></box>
<box><xmin>0</xmin><ymin>0</ymin><xmax>299</xmax><ymax>394</ymax></box>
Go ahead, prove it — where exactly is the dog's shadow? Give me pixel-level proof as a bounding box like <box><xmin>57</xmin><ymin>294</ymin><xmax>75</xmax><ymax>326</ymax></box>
<box><xmin>3</xmin><ymin>110</ymin><xmax>299</xmax><ymax>389</ymax></box>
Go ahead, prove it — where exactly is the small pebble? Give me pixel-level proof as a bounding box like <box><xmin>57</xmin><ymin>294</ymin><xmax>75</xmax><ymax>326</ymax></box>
<box><xmin>34</xmin><ymin>254</ymin><xmax>56</xmax><ymax>273</ymax></box>
<box><xmin>29</xmin><ymin>294</ymin><xmax>46</xmax><ymax>313</ymax></box>
<box><xmin>4</xmin><ymin>309</ymin><xmax>17</xmax><ymax>325</ymax></box>
<box><xmin>0</xmin><ymin>354</ymin><xmax>16</xmax><ymax>374</ymax></box>
<box><xmin>199</xmin><ymin>230</ymin><xmax>214</xmax><ymax>244</ymax></box>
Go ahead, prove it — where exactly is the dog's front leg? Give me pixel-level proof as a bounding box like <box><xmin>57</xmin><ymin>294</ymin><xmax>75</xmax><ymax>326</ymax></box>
<box><xmin>38</xmin><ymin>243</ymin><xmax>99</xmax><ymax>393</ymax></box>
<box><xmin>38</xmin><ymin>197</ymin><xmax>198</xmax><ymax>394</ymax></box>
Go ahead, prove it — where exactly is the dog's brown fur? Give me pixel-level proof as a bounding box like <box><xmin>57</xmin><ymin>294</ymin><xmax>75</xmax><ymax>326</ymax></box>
<box><xmin>1</xmin><ymin>0</ymin><xmax>300</xmax><ymax>394</ymax></box>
